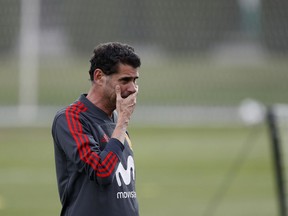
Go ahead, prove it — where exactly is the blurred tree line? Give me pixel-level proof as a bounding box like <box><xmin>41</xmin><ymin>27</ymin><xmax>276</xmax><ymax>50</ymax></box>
<box><xmin>0</xmin><ymin>0</ymin><xmax>287</xmax><ymax>56</ymax></box>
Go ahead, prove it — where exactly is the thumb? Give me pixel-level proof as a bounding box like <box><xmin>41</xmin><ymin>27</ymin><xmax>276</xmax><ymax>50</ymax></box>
<box><xmin>115</xmin><ymin>85</ymin><xmax>122</xmax><ymax>99</ymax></box>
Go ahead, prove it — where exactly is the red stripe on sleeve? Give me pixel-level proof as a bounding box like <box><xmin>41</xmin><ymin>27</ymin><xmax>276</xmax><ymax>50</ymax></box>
<box><xmin>65</xmin><ymin>101</ymin><xmax>119</xmax><ymax>178</ymax></box>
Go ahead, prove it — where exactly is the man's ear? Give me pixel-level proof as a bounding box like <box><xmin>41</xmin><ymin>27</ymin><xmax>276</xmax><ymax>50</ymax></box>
<box><xmin>93</xmin><ymin>69</ymin><xmax>105</xmax><ymax>84</ymax></box>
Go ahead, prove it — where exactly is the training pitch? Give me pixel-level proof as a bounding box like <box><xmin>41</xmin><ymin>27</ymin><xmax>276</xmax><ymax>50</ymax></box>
<box><xmin>0</xmin><ymin>126</ymin><xmax>277</xmax><ymax>216</ymax></box>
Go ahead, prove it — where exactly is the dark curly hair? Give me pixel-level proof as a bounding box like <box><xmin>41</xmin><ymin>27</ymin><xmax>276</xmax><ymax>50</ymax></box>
<box><xmin>89</xmin><ymin>42</ymin><xmax>141</xmax><ymax>81</ymax></box>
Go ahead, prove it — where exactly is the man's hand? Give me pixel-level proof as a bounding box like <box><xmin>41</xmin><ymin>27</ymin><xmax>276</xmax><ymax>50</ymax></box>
<box><xmin>112</xmin><ymin>85</ymin><xmax>138</xmax><ymax>144</ymax></box>
<box><xmin>115</xmin><ymin>85</ymin><xmax>138</xmax><ymax>124</ymax></box>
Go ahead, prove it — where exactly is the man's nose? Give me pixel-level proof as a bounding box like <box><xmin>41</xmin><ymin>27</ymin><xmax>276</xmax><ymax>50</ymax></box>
<box><xmin>127</xmin><ymin>82</ymin><xmax>137</xmax><ymax>94</ymax></box>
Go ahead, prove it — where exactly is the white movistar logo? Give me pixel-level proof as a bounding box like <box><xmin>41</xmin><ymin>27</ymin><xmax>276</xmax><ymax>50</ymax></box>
<box><xmin>115</xmin><ymin>155</ymin><xmax>135</xmax><ymax>187</ymax></box>
<box><xmin>116</xmin><ymin>190</ymin><xmax>136</xmax><ymax>199</ymax></box>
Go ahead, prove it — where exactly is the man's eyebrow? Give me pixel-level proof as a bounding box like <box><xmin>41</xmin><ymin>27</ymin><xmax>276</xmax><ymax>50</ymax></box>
<box><xmin>119</xmin><ymin>76</ymin><xmax>139</xmax><ymax>80</ymax></box>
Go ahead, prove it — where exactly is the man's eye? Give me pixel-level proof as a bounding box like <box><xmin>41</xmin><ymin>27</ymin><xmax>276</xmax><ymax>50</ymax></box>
<box><xmin>121</xmin><ymin>78</ymin><xmax>131</xmax><ymax>83</ymax></box>
<box><xmin>120</xmin><ymin>77</ymin><xmax>138</xmax><ymax>84</ymax></box>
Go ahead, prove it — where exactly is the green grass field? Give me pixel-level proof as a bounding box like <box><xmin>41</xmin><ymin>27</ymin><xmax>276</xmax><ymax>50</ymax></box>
<box><xmin>0</xmin><ymin>126</ymin><xmax>278</xmax><ymax>216</ymax></box>
<box><xmin>0</xmin><ymin>54</ymin><xmax>285</xmax><ymax>215</ymax></box>
<box><xmin>1</xmin><ymin>56</ymin><xmax>288</xmax><ymax>106</ymax></box>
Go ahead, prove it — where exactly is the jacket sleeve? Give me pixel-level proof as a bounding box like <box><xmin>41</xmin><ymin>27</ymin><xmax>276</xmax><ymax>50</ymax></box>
<box><xmin>52</xmin><ymin>111</ymin><xmax>124</xmax><ymax>185</ymax></box>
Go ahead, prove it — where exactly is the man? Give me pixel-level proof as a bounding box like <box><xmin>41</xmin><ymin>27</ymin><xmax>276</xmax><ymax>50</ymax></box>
<box><xmin>52</xmin><ymin>42</ymin><xmax>141</xmax><ymax>216</ymax></box>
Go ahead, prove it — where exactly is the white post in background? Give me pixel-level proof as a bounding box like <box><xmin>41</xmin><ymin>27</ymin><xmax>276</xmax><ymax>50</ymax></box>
<box><xmin>18</xmin><ymin>0</ymin><xmax>40</xmax><ymax>123</ymax></box>
<box><xmin>238</xmin><ymin>0</ymin><xmax>261</xmax><ymax>38</ymax></box>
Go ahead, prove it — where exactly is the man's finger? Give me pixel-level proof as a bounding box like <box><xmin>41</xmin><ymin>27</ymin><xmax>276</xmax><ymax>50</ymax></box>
<box><xmin>115</xmin><ymin>85</ymin><xmax>122</xmax><ymax>99</ymax></box>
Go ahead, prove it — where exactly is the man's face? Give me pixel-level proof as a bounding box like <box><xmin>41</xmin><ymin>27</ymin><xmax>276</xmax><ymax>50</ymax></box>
<box><xmin>103</xmin><ymin>63</ymin><xmax>139</xmax><ymax>108</ymax></box>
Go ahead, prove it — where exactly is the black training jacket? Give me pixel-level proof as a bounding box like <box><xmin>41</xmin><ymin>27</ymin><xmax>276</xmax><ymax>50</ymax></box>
<box><xmin>52</xmin><ymin>94</ymin><xmax>139</xmax><ymax>216</ymax></box>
